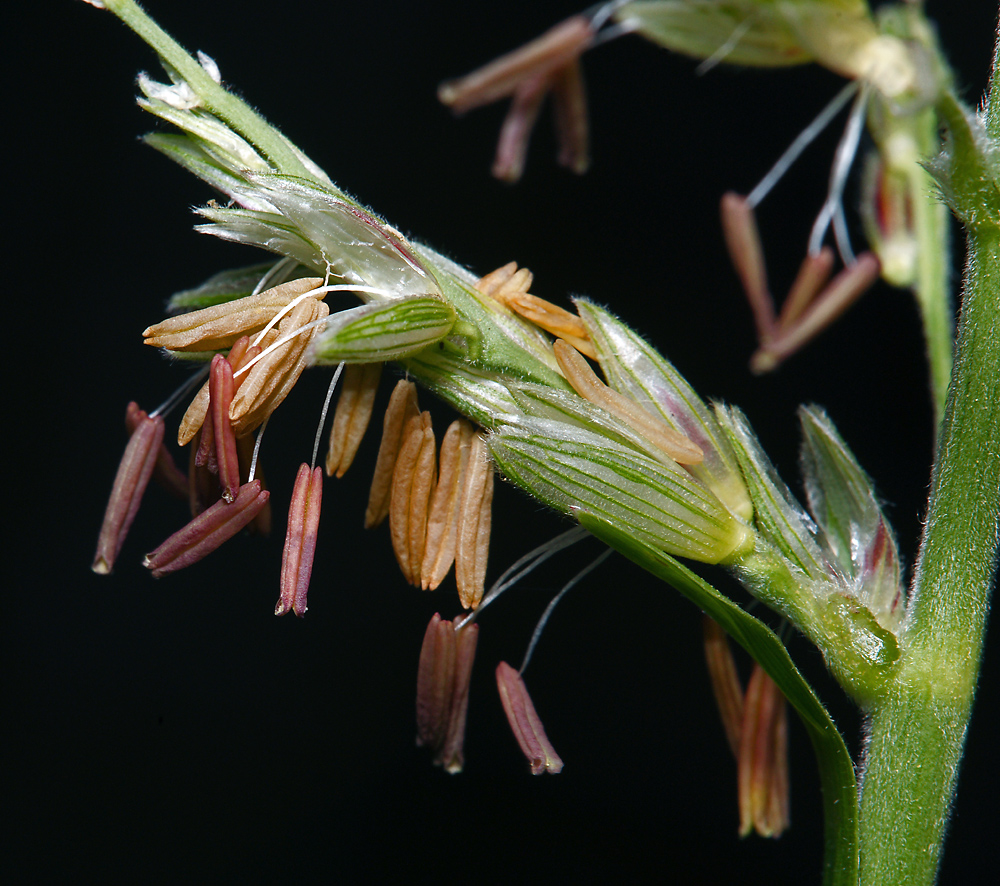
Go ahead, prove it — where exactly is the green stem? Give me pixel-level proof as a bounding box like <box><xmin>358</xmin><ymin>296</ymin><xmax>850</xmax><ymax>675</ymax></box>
<box><xmin>908</xmin><ymin>156</ymin><xmax>952</xmax><ymax>431</ymax></box>
<box><xmin>101</xmin><ymin>0</ymin><xmax>315</xmax><ymax>179</ymax></box>
<box><xmin>857</xmin><ymin>36</ymin><xmax>1000</xmax><ymax>885</ymax></box>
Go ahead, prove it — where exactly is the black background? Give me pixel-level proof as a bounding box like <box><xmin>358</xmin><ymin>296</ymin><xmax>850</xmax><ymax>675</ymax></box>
<box><xmin>9</xmin><ymin>2</ymin><xmax>997</xmax><ymax>883</ymax></box>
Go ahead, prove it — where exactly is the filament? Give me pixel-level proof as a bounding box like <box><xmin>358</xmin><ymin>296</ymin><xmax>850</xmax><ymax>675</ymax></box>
<box><xmin>808</xmin><ymin>83</ymin><xmax>870</xmax><ymax>262</ymax></box>
<box><xmin>457</xmin><ymin>526</ymin><xmax>591</xmax><ymax>628</ymax></box>
<box><xmin>746</xmin><ymin>82</ymin><xmax>859</xmax><ymax>210</ymax></box>
<box><xmin>311</xmin><ymin>362</ymin><xmax>344</xmax><ymax>469</ymax></box>
<box><xmin>248</xmin><ymin>416</ymin><xmax>268</xmax><ymax>482</ymax></box>
<box><xmin>149</xmin><ymin>363</ymin><xmax>210</xmax><ymax>419</ymax></box>
<box><xmin>519</xmin><ymin>547</ymin><xmax>613</xmax><ymax>675</ymax></box>
<box><xmin>251</xmin><ymin>256</ymin><xmax>298</xmax><ymax>297</ymax></box>
<box><xmin>588</xmin><ymin>0</ymin><xmax>632</xmax><ymax>32</ymax></box>
<box><xmin>696</xmin><ymin>17</ymin><xmax>756</xmax><ymax>76</ymax></box>
<box><xmin>235</xmin><ymin>316</ymin><xmax>331</xmax><ymax>379</ymax></box>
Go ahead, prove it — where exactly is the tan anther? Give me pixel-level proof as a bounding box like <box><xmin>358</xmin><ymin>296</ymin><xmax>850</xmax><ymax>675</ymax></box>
<box><xmin>475</xmin><ymin>261</ymin><xmax>533</xmax><ymax>300</ymax></box>
<box><xmin>143</xmin><ymin>277</ymin><xmax>323</xmax><ymax>352</ymax></box>
<box><xmin>473</xmin><ymin>464</ymin><xmax>494</xmax><ymax>599</ymax></box>
<box><xmin>229</xmin><ymin>297</ymin><xmax>330</xmax><ymax>437</ymax></box>
<box><xmin>501</xmin><ymin>291</ymin><xmax>597</xmax><ymax>359</ymax></box>
<box><xmin>455</xmin><ymin>432</ymin><xmax>494</xmax><ymax>609</ymax></box>
<box><xmin>389</xmin><ymin>412</ymin><xmax>437</xmax><ymax>587</ymax></box>
<box><xmin>325</xmin><ymin>362</ymin><xmax>382</xmax><ymax>478</ymax></box>
<box><xmin>497</xmin><ymin>266</ymin><xmax>535</xmax><ymax>299</ymax></box>
<box><xmin>477</xmin><ymin>262</ymin><xmax>597</xmax><ymax>357</ymax></box>
<box><xmin>703</xmin><ymin>616</ymin><xmax>744</xmax><ymax>758</ymax></box>
<box><xmin>421</xmin><ymin>420</ymin><xmax>475</xmax><ymax>590</ymax></box>
<box><xmin>474</xmin><ymin>261</ymin><xmax>519</xmax><ymax>298</ymax></box>
<box><xmin>365</xmin><ymin>379</ymin><xmax>420</xmax><ymax>528</ymax></box>
<box><xmin>738</xmin><ymin>665</ymin><xmax>790</xmax><ymax>838</ymax></box>
<box><xmin>553</xmin><ymin>339</ymin><xmax>704</xmax><ymax>465</ymax></box>
<box><xmin>178</xmin><ymin>382</ymin><xmax>211</xmax><ymax>448</ymax></box>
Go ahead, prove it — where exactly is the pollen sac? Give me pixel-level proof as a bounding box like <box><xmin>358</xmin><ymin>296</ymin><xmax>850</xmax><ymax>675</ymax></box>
<box><xmin>421</xmin><ymin>420</ymin><xmax>475</xmax><ymax>591</ymax></box>
<box><xmin>178</xmin><ymin>333</ymin><xmax>270</xmax><ymax>447</ymax></box>
<box><xmin>365</xmin><ymin>379</ymin><xmax>420</xmax><ymax>529</ymax></box>
<box><xmin>495</xmin><ymin>662</ymin><xmax>563</xmax><ymax>775</ymax></box>
<box><xmin>310</xmin><ymin>297</ymin><xmax>456</xmax><ymax>365</ymax></box>
<box><xmin>455</xmin><ymin>433</ymin><xmax>494</xmax><ymax>609</ymax></box>
<box><xmin>479</xmin><ymin>262</ymin><xmax>596</xmax><ymax>359</ymax></box>
<box><xmin>93</xmin><ymin>407</ymin><xmax>165</xmax><ymax>574</ymax></box>
<box><xmin>416</xmin><ymin>613</ymin><xmax>479</xmax><ymax>773</ymax></box>
<box><xmin>738</xmin><ymin>665</ymin><xmax>790</xmax><ymax>839</ymax></box>
<box><xmin>229</xmin><ymin>296</ymin><xmax>330</xmax><ymax>437</ymax></box>
<box><xmin>439</xmin><ymin>15</ymin><xmax>595</xmax><ymax>182</ymax></box>
<box><xmin>702</xmin><ymin>617</ymin><xmax>789</xmax><ymax>839</ymax></box>
<box><xmin>720</xmin><ymin>192</ymin><xmax>775</xmax><ymax>343</ymax></box>
<box><xmin>748</xmin><ymin>254</ymin><xmax>881</xmax><ymax>375</ymax></box>
<box><xmin>475</xmin><ymin>261</ymin><xmax>531</xmax><ymax>299</ymax></box>
<box><xmin>389</xmin><ymin>412</ymin><xmax>437</xmax><ymax>587</ymax></box>
<box><xmin>143</xmin><ymin>277</ymin><xmax>323</xmax><ymax>352</ymax></box>
<box><xmin>325</xmin><ymin>362</ymin><xmax>381</xmax><ymax>478</ymax></box>
<box><xmin>143</xmin><ymin>480</ymin><xmax>270</xmax><ymax>577</ymax></box>
<box><xmin>125</xmin><ymin>401</ymin><xmax>188</xmax><ymax>501</ymax></box>
<box><xmin>702</xmin><ymin>616</ymin><xmax>744</xmax><ymax>758</ymax></box>
<box><xmin>209</xmin><ymin>355</ymin><xmax>240</xmax><ymax>502</ymax></box>
<box><xmin>276</xmin><ymin>464</ymin><xmax>324</xmax><ymax>617</ymax></box>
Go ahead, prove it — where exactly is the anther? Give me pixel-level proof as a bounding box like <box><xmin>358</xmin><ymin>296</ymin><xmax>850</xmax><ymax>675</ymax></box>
<box><xmin>365</xmin><ymin>379</ymin><xmax>419</xmax><ymax>529</ymax></box>
<box><xmin>326</xmin><ymin>362</ymin><xmax>382</xmax><ymax>478</ymax></box>
<box><xmin>421</xmin><ymin>420</ymin><xmax>475</xmax><ymax>591</ymax></box>
<box><xmin>389</xmin><ymin>412</ymin><xmax>437</xmax><ymax>587</ymax></box>
<box><xmin>276</xmin><ymin>464</ymin><xmax>324</xmax><ymax>617</ymax></box>
<box><xmin>143</xmin><ymin>277</ymin><xmax>323</xmax><ymax>352</ymax></box>
<box><xmin>143</xmin><ymin>480</ymin><xmax>270</xmax><ymax>577</ymax></box>
<box><xmin>553</xmin><ymin>339</ymin><xmax>703</xmax><ymax>465</ymax></box>
<box><xmin>455</xmin><ymin>432</ymin><xmax>494</xmax><ymax>609</ymax></box>
<box><xmin>495</xmin><ymin>662</ymin><xmax>564</xmax><ymax>775</ymax></box>
<box><xmin>93</xmin><ymin>408</ymin><xmax>165</xmax><ymax>574</ymax></box>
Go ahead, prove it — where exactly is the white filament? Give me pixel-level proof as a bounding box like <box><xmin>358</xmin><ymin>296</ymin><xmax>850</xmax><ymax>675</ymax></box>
<box><xmin>311</xmin><ymin>362</ymin><xmax>344</xmax><ymax>469</ymax></box>
<box><xmin>746</xmin><ymin>81</ymin><xmax>860</xmax><ymax>210</ymax></box>
<box><xmin>519</xmin><ymin>547</ymin><xmax>613</xmax><ymax>675</ymax></box>
<box><xmin>808</xmin><ymin>83</ymin><xmax>870</xmax><ymax>263</ymax></box>
<box><xmin>457</xmin><ymin>526</ymin><xmax>591</xmax><ymax>629</ymax></box>
<box><xmin>149</xmin><ymin>363</ymin><xmax>210</xmax><ymax>419</ymax></box>
<box><xmin>248</xmin><ymin>416</ymin><xmax>268</xmax><ymax>482</ymax></box>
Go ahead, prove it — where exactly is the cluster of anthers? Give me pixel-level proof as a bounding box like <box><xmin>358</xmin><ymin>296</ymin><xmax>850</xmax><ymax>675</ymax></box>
<box><xmin>88</xmin><ymin>260</ymin><xmax>584</xmax><ymax>777</ymax></box>
<box><xmin>92</xmin><ymin>252</ymin><xmax>791</xmax><ymax>828</ymax></box>
<box><xmin>86</xmin><ymin>0</ymin><xmax>927</xmax><ymax>832</ymax></box>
